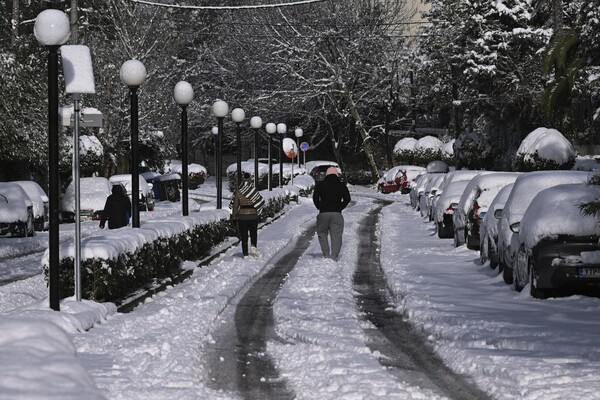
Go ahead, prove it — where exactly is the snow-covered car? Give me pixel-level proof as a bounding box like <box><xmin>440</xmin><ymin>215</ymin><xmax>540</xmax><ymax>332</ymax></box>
<box><xmin>378</xmin><ymin>166</ymin><xmax>406</xmax><ymax>193</ymax></box>
<box><xmin>479</xmin><ymin>183</ymin><xmax>514</xmax><ymax>268</ymax></box>
<box><xmin>12</xmin><ymin>181</ymin><xmax>49</xmax><ymax>231</ymax></box>
<box><xmin>497</xmin><ymin>170</ymin><xmax>592</xmax><ymax>285</ymax></box>
<box><xmin>411</xmin><ymin>173</ymin><xmax>439</xmax><ymax>211</ymax></box>
<box><xmin>425</xmin><ymin>160</ymin><xmax>449</xmax><ymax>173</ymax></box>
<box><xmin>60</xmin><ymin>177</ymin><xmax>112</xmax><ymax>222</ymax></box>
<box><xmin>513</xmin><ymin>182</ymin><xmax>600</xmax><ymax>298</ymax></box>
<box><xmin>452</xmin><ymin>172</ymin><xmax>520</xmax><ymax>249</ymax></box>
<box><xmin>409</xmin><ymin>173</ymin><xmax>427</xmax><ymax>208</ymax></box>
<box><xmin>0</xmin><ymin>182</ymin><xmax>35</xmax><ymax>237</ymax></box>
<box><xmin>434</xmin><ymin>180</ymin><xmax>470</xmax><ymax>239</ymax></box>
<box><xmin>397</xmin><ymin>166</ymin><xmax>427</xmax><ymax>194</ymax></box>
<box><xmin>109</xmin><ymin>174</ymin><xmax>155</xmax><ymax>211</ymax></box>
<box><xmin>419</xmin><ymin>173</ymin><xmax>445</xmax><ymax>220</ymax></box>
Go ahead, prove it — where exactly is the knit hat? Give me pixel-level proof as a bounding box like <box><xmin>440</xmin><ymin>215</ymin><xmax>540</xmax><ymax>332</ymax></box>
<box><xmin>243</xmin><ymin>172</ymin><xmax>252</xmax><ymax>181</ymax></box>
<box><xmin>326</xmin><ymin>167</ymin><xmax>339</xmax><ymax>176</ymax></box>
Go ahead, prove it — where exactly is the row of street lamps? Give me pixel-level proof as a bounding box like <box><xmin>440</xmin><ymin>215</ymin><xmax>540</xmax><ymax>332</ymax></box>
<box><xmin>34</xmin><ymin>7</ymin><xmax>307</xmax><ymax>311</ymax></box>
<box><xmin>211</xmin><ymin>102</ymin><xmax>305</xmax><ymax>205</ymax></box>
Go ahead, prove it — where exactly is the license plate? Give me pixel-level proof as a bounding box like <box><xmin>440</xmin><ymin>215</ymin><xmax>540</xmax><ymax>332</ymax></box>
<box><xmin>578</xmin><ymin>268</ymin><xmax>600</xmax><ymax>278</ymax></box>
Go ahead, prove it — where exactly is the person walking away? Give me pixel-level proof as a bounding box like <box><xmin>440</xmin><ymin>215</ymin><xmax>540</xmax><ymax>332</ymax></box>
<box><xmin>230</xmin><ymin>172</ymin><xmax>265</xmax><ymax>259</ymax></box>
<box><xmin>99</xmin><ymin>184</ymin><xmax>132</xmax><ymax>230</ymax></box>
<box><xmin>312</xmin><ymin>167</ymin><xmax>351</xmax><ymax>261</ymax></box>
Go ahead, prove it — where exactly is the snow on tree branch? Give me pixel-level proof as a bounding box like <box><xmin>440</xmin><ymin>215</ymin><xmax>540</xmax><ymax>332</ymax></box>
<box><xmin>130</xmin><ymin>0</ymin><xmax>327</xmax><ymax>10</ymax></box>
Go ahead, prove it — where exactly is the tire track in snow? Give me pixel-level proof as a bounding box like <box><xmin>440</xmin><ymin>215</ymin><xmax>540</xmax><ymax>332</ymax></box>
<box><xmin>353</xmin><ymin>202</ymin><xmax>493</xmax><ymax>400</ymax></box>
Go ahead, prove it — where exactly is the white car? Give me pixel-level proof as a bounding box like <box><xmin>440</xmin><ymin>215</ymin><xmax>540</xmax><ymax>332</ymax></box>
<box><xmin>452</xmin><ymin>172</ymin><xmax>520</xmax><ymax>249</ymax></box>
<box><xmin>479</xmin><ymin>183</ymin><xmax>514</xmax><ymax>268</ymax></box>
<box><xmin>0</xmin><ymin>182</ymin><xmax>35</xmax><ymax>237</ymax></box>
<box><xmin>109</xmin><ymin>174</ymin><xmax>155</xmax><ymax>211</ymax></box>
<box><xmin>60</xmin><ymin>177</ymin><xmax>112</xmax><ymax>222</ymax></box>
<box><xmin>434</xmin><ymin>180</ymin><xmax>470</xmax><ymax>239</ymax></box>
<box><xmin>12</xmin><ymin>181</ymin><xmax>49</xmax><ymax>231</ymax></box>
<box><xmin>497</xmin><ymin>170</ymin><xmax>592</xmax><ymax>285</ymax></box>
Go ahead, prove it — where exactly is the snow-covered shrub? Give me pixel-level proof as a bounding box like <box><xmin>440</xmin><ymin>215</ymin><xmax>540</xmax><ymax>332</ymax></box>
<box><xmin>59</xmin><ymin>135</ymin><xmax>104</xmax><ymax>180</ymax></box>
<box><xmin>44</xmin><ymin>189</ymin><xmax>295</xmax><ymax>302</ymax></box>
<box><xmin>513</xmin><ymin>127</ymin><xmax>576</xmax><ymax>171</ymax></box>
<box><xmin>393</xmin><ymin>137</ymin><xmax>418</xmax><ymax>164</ymax></box>
<box><xmin>442</xmin><ymin>139</ymin><xmax>455</xmax><ymax>165</ymax></box>
<box><xmin>345</xmin><ymin>170</ymin><xmax>374</xmax><ymax>185</ymax></box>
<box><xmin>413</xmin><ymin>136</ymin><xmax>443</xmax><ymax>166</ymax></box>
<box><xmin>454</xmin><ymin>131</ymin><xmax>493</xmax><ymax>169</ymax></box>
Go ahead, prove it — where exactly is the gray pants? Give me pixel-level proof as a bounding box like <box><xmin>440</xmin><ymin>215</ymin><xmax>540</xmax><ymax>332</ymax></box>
<box><xmin>316</xmin><ymin>212</ymin><xmax>344</xmax><ymax>259</ymax></box>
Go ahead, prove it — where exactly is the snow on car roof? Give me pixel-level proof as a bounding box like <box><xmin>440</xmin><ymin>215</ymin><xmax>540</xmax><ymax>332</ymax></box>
<box><xmin>61</xmin><ymin>177</ymin><xmax>111</xmax><ymax>213</ymax></box>
<box><xmin>0</xmin><ymin>182</ymin><xmax>31</xmax><ymax>222</ymax></box>
<box><xmin>457</xmin><ymin>172</ymin><xmax>520</xmax><ymax>214</ymax></box>
<box><xmin>520</xmin><ymin>183</ymin><xmax>600</xmax><ymax>249</ymax></box>
<box><xmin>109</xmin><ymin>174</ymin><xmax>150</xmax><ymax>195</ymax></box>
<box><xmin>438</xmin><ymin>170</ymin><xmax>484</xmax><ymax>192</ymax></box>
<box><xmin>11</xmin><ymin>181</ymin><xmax>48</xmax><ymax>217</ymax></box>
<box><xmin>382</xmin><ymin>166</ymin><xmax>407</xmax><ymax>182</ymax></box>
<box><xmin>503</xmin><ymin>170</ymin><xmax>592</xmax><ymax>224</ymax></box>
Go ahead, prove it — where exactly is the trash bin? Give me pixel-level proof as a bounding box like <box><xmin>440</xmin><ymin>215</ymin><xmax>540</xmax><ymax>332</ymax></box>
<box><xmin>153</xmin><ymin>173</ymin><xmax>181</xmax><ymax>202</ymax></box>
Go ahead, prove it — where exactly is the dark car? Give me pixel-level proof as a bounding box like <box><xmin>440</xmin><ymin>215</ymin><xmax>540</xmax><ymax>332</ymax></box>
<box><xmin>513</xmin><ymin>182</ymin><xmax>600</xmax><ymax>298</ymax></box>
<box><xmin>0</xmin><ymin>182</ymin><xmax>35</xmax><ymax>237</ymax></box>
<box><xmin>306</xmin><ymin>161</ymin><xmax>340</xmax><ymax>182</ymax></box>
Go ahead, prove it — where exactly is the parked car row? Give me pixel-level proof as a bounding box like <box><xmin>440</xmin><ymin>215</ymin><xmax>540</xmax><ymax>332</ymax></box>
<box><xmin>406</xmin><ymin>166</ymin><xmax>600</xmax><ymax>299</ymax></box>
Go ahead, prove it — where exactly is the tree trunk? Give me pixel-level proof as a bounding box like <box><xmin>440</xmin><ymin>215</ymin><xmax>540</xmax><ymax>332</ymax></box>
<box><xmin>341</xmin><ymin>84</ymin><xmax>379</xmax><ymax>181</ymax></box>
<box><xmin>11</xmin><ymin>0</ymin><xmax>19</xmax><ymax>47</ymax></box>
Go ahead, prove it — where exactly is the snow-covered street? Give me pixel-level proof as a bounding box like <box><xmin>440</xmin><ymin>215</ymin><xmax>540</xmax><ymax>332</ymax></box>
<box><xmin>2</xmin><ymin>185</ymin><xmax>600</xmax><ymax>399</ymax></box>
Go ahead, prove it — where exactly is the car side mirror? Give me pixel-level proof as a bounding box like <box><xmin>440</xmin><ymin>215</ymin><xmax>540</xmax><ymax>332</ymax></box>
<box><xmin>510</xmin><ymin>222</ymin><xmax>520</xmax><ymax>233</ymax></box>
<box><xmin>494</xmin><ymin>209</ymin><xmax>503</xmax><ymax>219</ymax></box>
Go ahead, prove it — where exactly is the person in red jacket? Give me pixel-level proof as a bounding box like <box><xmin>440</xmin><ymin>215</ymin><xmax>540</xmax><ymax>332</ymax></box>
<box><xmin>312</xmin><ymin>167</ymin><xmax>351</xmax><ymax>261</ymax></box>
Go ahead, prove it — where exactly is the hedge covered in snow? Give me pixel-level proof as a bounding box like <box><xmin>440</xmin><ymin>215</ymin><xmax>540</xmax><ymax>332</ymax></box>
<box><xmin>42</xmin><ymin>188</ymin><xmax>294</xmax><ymax>302</ymax></box>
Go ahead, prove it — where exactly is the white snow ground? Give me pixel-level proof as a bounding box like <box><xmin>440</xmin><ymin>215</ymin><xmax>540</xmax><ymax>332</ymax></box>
<box><xmin>1</xmin><ymin>184</ymin><xmax>600</xmax><ymax>399</ymax></box>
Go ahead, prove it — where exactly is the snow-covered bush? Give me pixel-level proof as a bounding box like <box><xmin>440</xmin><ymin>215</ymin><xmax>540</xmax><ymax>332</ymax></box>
<box><xmin>442</xmin><ymin>139</ymin><xmax>455</xmax><ymax>165</ymax></box>
<box><xmin>393</xmin><ymin>137</ymin><xmax>418</xmax><ymax>164</ymax></box>
<box><xmin>454</xmin><ymin>131</ymin><xmax>493</xmax><ymax>169</ymax></box>
<box><xmin>514</xmin><ymin>127</ymin><xmax>576</xmax><ymax>171</ymax></box>
<box><xmin>413</xmin><ymin>136</ymin><xmax>443</xmax><ymax>166</ymax></box>
<box><xmin>43</xmin><ymin>189</ymin><xmax>295</xmax><ymax>302</ymax></box>
<box><xmin>165</xmin><ymin>160</ymin><xmax>207</xmax><ymax>189</ymax></box>
<box><xmin>59</xmin><ymin>135</ymin><xmax>104</xmax><ymax>180</ymax></box>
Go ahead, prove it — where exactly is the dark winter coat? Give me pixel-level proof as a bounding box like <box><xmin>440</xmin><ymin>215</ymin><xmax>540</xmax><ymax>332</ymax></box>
<box><xmin>312</xmin><ymin>174</ymin><xmax>351</xmax><ymax>213</ymax></box>
<box><xmin>100</xmin><ymin>185</ymin><xmax>132</xmax><ymax>229</ymax></box>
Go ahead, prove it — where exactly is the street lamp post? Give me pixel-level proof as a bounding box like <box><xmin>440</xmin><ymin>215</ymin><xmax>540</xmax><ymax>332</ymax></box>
<box><xmin>120</xmin><ymin>59</ymin><xmax>147</xmax><ymax>228</ymax></box>
<box><xmin>277</xmin><ymin>123</ymin><xmax>286</xmax><ymax>187</ymax></box>
<box><xmin>211</xmin><ymin>126</ymin><xmax>218</xmax><ymax>187</ymax></box>
<box><xmin>231</xmin><ymin>108</ymin><xmax>245</xmax><ymax>187</ymax></box>
<box><xmin>250</xmin><ymin>116</ymin><xmax>262</xmax><ymax>188</ymax></box>
<box><xmin>173</xmin><ymin>81</ymin><xmax>194</xmax><ymax>216</ymax></box>
<box><xmin>212</xmin><ymin>100</ymin><xmax>229</xmax><ymax>209</ymax></box>
<box><xmin>34</xmin><ymin>9</ymin><xmax>71</xmax><ymax>311</ymax></box>
<box><xmin>265</xmin><ymin>123</ymin><xmax>277</xmax><ymax>191</ymax></box>
<box><xmin>294</xmin><ymin>128</ymin><xmax>303</xmax><ymax>168</ymax></box>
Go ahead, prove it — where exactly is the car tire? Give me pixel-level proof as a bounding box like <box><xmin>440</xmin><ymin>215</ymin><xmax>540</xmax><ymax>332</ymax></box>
<box><xmin>437</xmin><ymin>223</ymin><xmax>451</xmax><ymax>239</ymax></box>
<box><xmin>26</xmin><ymin>213</ymin><xmax>35</xmax><ymax>237</ymax></box>
<box><xmin>489</xmin><ymin>239</ymin><xmax>498</xmax><ymax>270</ymax></box>
<box><xmin>529</xmin><ymin>265</ymin><xmax>547</xmax><ymax>299</ymax></box>
<box><xmin>502</xmin><ymin>265</ymin><xmax>513</xmax><ymax>285</ymax></box>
